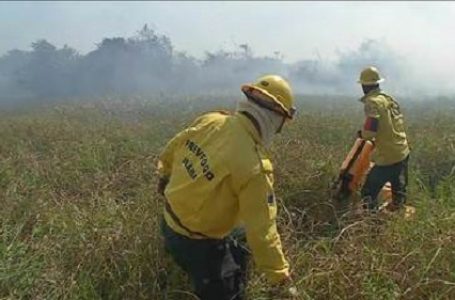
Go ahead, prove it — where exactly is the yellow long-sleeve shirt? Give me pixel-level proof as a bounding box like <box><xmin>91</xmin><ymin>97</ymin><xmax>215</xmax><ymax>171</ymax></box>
<box><xmin>157</xmin><ymin>111</ymin><xmax>289</xmax><ymax>283</ymax></box>
<box><xmin>360</xmin><ymin>89</ymin><xmax>410</xmax><ymax>166</ymax></box>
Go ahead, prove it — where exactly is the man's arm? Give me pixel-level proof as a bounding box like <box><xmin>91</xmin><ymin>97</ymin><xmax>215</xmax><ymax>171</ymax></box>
<box><xmin>360</xmin><ymin>99</ymin><xmax>380</xmax><ymax>140</ymax></box>
<box><xmin>238</xmin><ymin>172</ymin><xmax>290</xmax><ymax>283</ymax></box>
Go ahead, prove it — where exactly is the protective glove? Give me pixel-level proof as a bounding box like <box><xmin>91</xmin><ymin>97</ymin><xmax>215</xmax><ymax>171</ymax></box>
<box><xmin>288</xmin><ymin>285</ymin><xmax>300</xmax><ymax>298</ymax></box>
<box><xmin>270</xmin><ymin>275</ymin><xmax>300</xmax><ymax>299</ymax></box>
<box><xmin>356</xmin><ymin>129</ymin><xmax>363</xmax><ymax>139</ymax></box>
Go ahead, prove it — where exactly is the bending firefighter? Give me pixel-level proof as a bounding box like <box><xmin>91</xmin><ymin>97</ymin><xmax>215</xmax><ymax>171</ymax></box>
<box><xmin>357</xmin><ymin>66</ymin><xmax>410</xmax><ymax>212</ymax></box>
<box><xmin>157</xmin><ymin>75</ymin><xmax>297</xmax><ymax>299</ymax></box>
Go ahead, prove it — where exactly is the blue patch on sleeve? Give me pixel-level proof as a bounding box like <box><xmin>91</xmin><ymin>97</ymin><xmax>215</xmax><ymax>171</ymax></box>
<box><xmin>364</xmin><ymin>117</ymin><xmax>379</xmax><ymax>132</ymax></box>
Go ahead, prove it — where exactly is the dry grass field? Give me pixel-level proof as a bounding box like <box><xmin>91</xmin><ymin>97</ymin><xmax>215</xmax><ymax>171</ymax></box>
<box><xmin>1</xmin><ymin>95</ymin><xmax>454</xmax><ymax>299</ymax></box>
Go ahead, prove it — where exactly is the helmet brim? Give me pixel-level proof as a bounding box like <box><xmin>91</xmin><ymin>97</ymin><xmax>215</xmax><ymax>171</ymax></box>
<box><xmin>241</xmin><ymin>84</ymin><xmax>295</xmax><ymax>119</ymax></box>
<box><xmin>357</xmin><ymin>78</ymin><xmax>385</xmax><ymax>85</ymax></box>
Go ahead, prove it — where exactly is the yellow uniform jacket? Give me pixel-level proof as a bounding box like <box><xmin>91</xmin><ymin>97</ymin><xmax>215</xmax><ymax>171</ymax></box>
<box><xmin>361</xmin><ymin>89</ymin><xmax>410</xmax><ymax>165</ymax></box>
<box><xmin>157</xmin><ymin>111</ymin><xmax>289</xmax><ymax>282</ymax></box>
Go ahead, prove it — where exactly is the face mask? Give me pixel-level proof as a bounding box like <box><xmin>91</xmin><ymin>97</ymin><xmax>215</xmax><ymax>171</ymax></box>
<box><xmin>237</xmin><ymin>99</ymin><xmax>285</xmax><ymax>148</ymax></box>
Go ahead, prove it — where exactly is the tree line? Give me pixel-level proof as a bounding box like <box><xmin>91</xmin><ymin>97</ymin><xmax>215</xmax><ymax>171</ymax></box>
<box><xmin>0</xmin><ymin>25</ymin><xmax>408</xmax><ymax>104</ymax></box>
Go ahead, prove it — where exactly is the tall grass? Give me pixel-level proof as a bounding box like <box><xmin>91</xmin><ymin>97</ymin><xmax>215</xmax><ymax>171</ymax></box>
<box><xmin>0</xmin><ymin>96</ymin><xmax>454</xmax><ymax>299</ymax></box>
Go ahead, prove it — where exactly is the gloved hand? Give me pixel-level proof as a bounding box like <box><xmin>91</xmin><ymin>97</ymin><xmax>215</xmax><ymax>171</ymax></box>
<box><xmin>288</xmin><ymin>285</ymin><xmax>300</xmax><ymax>298</ymax></box>
<box><xmin>270</xmin><ymin>275</ymin><xmax>300</xmax><ymax>299</ymax></box>
<box><xmin>157</xmin><ymin>176</ymin><xmax>169</xmax><ymax>196</ymax></box>
<box><xmin>356</xmin><ymin>129</ymin><xmax>363</xmax><ymax>139</ymax></box>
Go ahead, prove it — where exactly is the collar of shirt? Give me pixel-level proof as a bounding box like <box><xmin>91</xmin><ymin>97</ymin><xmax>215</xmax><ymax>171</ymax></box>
<box><xmin>359</xmin><ymin>87</ymin><xmax>382</xmax><ymax>103</ymax></box>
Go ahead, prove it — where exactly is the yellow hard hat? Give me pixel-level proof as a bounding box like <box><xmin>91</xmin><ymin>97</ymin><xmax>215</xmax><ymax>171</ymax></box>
<box><xmin>241</xmin><ymin>75</ymin><xmax>296</xmax><ymax>119</ymax></box>
<box><xmin>357</xmin><ymin>66</ymin><xmax>385</xmax><ymax>85</ymax></box>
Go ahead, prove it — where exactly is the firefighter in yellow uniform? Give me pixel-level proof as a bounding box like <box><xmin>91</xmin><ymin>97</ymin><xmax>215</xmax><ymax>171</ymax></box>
<box><xmin>157</xmin><ymin>75</ymin><xmax>297</xmax><ymax>300</ymax></box>
<box><xmin>357</xmin><ymin>66</ymin><xmax>410</xmax><ymax>212</ymax></box>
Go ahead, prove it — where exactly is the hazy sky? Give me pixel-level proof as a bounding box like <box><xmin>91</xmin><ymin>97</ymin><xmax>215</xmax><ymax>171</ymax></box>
<box><xmin>1</xmin><ymin>1</ymin><xmax>454</xmax><ymax>64</ymax></box>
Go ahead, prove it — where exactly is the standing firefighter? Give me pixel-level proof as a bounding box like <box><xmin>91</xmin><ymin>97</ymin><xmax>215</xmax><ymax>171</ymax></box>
<box><xmin>157</xmin><ymin>75</ymin><xmax>297</xmax><ymax>300</ymax></box>
<box><xmin>357</xmin><ymin>66</ymin><xmax>410</xmax><ymax>212</ymax></box>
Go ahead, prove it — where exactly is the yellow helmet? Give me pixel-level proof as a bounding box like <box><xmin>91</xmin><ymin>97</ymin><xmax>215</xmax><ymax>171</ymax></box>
<box><xmin>357</xmin><ymin>66</ymin><xmax>385</xmax><ymax>85</ymax></box>
<box><xmin>241</xmin><ymin>75</ymin><xmax>296</xmax><ymax>119</ymax></box>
